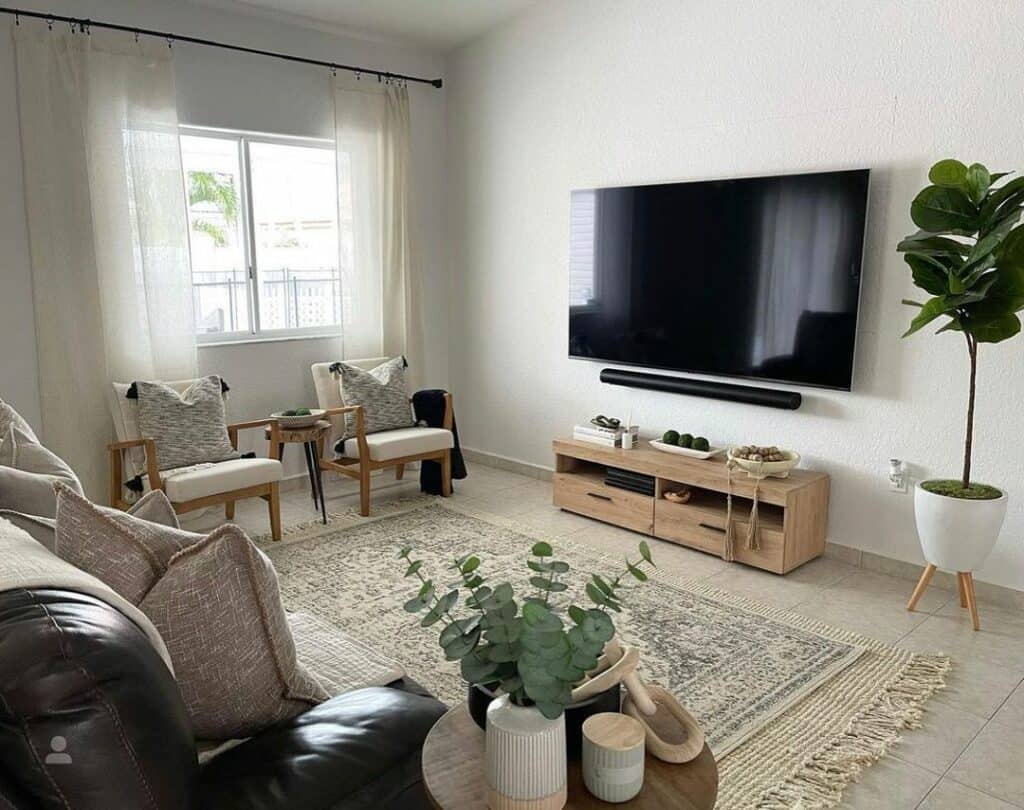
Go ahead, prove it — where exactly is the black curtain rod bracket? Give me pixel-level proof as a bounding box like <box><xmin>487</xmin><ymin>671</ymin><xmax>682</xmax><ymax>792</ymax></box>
<box><xmin>0</xmin><ymin>5</ymin><xmax>443</xmax><ymax>88</ymax></box>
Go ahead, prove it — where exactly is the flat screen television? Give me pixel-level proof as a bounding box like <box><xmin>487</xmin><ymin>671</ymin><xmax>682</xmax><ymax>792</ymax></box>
<box><xmin>568</xmin><ymin>169</ymin><xmax>869</xmax><ymax>391</ymax></box>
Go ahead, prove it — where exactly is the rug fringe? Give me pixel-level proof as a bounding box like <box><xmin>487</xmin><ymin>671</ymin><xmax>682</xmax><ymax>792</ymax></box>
<box><xmin>756</xmin><ymin>654</ymin><xmax>951</xmax><ymax>809</ymax></box>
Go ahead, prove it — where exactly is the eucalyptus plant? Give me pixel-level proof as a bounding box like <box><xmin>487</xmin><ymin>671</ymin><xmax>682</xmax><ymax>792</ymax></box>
<box><xmin>898</xmin><ymin>159</ymin><xmax>1024</xmax><ymax>495</ymax></box>
<box><xmin>398</xmin><ymin>539</ymin><xmax>655</xmax><ymax>719</ymax></box>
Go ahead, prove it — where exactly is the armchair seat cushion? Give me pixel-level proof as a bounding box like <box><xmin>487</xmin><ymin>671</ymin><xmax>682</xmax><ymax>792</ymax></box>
<box><xmin>340</xmin><ymin>427</ymin><xmax>453</xmax><ymax>462</ymax></box>
<box><xmin>163</xmin><ymin>457</ymin><xmax>282</xmax><ymax>503</ymax></box>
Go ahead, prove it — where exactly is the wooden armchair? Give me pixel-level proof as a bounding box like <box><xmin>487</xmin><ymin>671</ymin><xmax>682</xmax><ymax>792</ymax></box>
<box><xmin>315</xmin><ymin>397</ymin><xmax>453</xmax><ymax>517</ymax></box>
<box><xmin>107</xmin><ymin>380</ymin><xmax>285</xmax><ymax>540</ymax></box>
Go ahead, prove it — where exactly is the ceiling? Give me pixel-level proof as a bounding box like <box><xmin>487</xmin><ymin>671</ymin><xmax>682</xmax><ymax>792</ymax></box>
<box><xmin>197</xmin><ymin>0</ymin><xmax>537</xmax><ymax>51</ymax></box>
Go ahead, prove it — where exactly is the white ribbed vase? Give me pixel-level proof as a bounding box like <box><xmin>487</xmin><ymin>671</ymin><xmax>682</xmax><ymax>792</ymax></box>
<box><xmin>485</xmin><ymin>696</ymin><xmax>567</xmax><ymax>810</ymax></box>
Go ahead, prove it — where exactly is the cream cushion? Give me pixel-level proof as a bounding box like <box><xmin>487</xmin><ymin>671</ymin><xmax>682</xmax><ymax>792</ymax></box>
<box><xmin>341</xmin><ymin>427</ymin><xmax>453</xmax><ymax>462</ymax></box>
<box><xmin>311</xmin><ymin>358</ymin><xmax>388</xmax><ymax>450</ymax></box>
<box><xmin>163</xmin><ymin>458</ymin><xmax>282</xmax><ymax>503</ymax></box>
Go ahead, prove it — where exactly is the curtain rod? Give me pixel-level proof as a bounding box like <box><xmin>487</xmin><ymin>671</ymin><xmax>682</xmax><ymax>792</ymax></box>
<box><xmin>0</xmin><ymin>5</ymin><xmax>444</xmax><ymax>88</ymax></box>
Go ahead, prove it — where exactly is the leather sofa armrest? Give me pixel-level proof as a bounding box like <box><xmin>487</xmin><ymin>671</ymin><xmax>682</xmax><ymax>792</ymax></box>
<box><xmin>199</xmin><ymin>686</ymin><xmax>447</xmax><ymax>810</ymax></box>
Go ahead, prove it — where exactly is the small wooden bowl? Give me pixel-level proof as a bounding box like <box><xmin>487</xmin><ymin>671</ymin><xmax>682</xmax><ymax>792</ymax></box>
<box><xmin>623</xmin><ymin>684</ymin><xmax>705</xmax><ymax>764</ymax></box>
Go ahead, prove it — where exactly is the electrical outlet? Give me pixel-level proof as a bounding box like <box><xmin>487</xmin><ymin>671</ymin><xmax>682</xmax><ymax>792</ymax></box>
<box><xmin>888</xmin><ymin>459</ymin><xmax>908</xmax><ymax>493</ymax></box>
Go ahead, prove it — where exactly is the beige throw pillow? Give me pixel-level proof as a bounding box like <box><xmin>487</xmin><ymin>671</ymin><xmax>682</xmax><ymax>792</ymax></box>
<box><xmin>55</xmin><ymin>485</ymin><xmax>201</xmax><ymax>603</ymax></box>
<box><xmin>140</xmin><ymin>526</ymin><xmax>328</xmax><ymax>739</ymax></box>
<box><xmin>332</xmin><ymin>357</ymin><xmax>414</xmax><ymax>446</ymax></box>
<box><xmin>0</xmin><ymin>416</ymin><xmax>83</xmax><ymax>518</ymax></box>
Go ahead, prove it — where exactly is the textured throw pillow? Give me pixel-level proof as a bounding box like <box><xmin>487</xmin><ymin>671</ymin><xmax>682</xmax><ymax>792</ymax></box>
<box><xmin>140</xmin><ymin>525</ymin><xmax>329</xmax><ymax>739</ymax></box>
<box><xmin>136</xmin><ymin>376</ymin><xmax>238</xmax><ymax>471</ymax></box>
<box><xmin>333</xmin><ymin>357</ymin><xmax>414</xmax><ymax>447</ymax></box>
<box><xmin>55</xmin><ymin>485</ymin><xmax>201</xmax><ymax>604</ymax></box>
<box><xmin>2</xmin><ymin>487</ymin><xmax>180</xmax><ymax>553</ymax></box>
<box><xmin>0</xmin><ymin>417</ymin><xmax>83</xmax><ymax>518</ymax></box>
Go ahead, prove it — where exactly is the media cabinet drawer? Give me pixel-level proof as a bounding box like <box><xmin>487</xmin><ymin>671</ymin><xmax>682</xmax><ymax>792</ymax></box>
<box><xmin>654</xmin><ymin>500</ymin><xmax>786</xmax><ymax>572</ymax></box>
<box><xmin>553</xmin><ymin>473</ymin><xmax>653</xmax><ymax>534</ymax></box>
<box><xmin>654</xmin><ymin>500</ymin><xmax>725</xmax><ymax>556</ymax></box>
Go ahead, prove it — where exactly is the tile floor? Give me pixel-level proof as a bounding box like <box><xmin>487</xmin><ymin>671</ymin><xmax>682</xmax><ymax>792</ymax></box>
<box><xmin>182</xmin><ymin>462</ymin><xmax>1024</xmax><ymax>809</ymax></box>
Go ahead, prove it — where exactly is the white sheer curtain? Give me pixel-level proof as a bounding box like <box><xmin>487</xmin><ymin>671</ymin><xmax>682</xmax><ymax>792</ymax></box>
<box><xmin>333</xmin><ymin>77</ymin><xmax>422</xmax><ymax>385</ymax></box>
<box><xmin>14</xmin><ymin>25</ymin><xmax>196</xmax><ymax>498</ymax></box>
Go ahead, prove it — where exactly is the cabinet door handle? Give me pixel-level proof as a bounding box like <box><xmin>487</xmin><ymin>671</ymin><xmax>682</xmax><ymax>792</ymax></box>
<box><xmin>698</xmin><ymin>522</ymin><xmax>726</xmax><ymax>534</ymax></box>
<box><xmin>587</xmin><ymin>492</ymin><xmax>613</xmax><ymax>502</ymax></box>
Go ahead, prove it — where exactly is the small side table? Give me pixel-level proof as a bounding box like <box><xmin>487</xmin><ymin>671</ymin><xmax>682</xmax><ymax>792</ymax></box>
<box><xmin>422</xmin><ymin>704</ymin><xmax>718</xmax><ymax>809</ymax></box>
<box><xmin>265</xmin><ymin>419</ymin><xmax>330</xmax><ymax>524</ymax></box>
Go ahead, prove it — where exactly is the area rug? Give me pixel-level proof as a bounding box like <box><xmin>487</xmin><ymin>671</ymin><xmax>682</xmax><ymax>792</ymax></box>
<box><xmin>261</xmin><ymin>501</ymin><xmax>949</xmax><ymax>810</ymax></box>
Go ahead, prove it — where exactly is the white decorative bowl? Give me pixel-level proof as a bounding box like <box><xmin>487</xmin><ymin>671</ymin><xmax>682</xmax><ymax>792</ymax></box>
<box><xmin>648</xmin><ymin>440</ymin><xmax>726</xmax><ymax>460</ymax></box>
<box><xmin>727</xmin><ymin>448</ymin><xmax>801</xmax><ymax>477</ymax></box>
<box><xmin>271</xmin><ymin>408</ymin><xmax>326</xmax><ymax>429</ymax></box>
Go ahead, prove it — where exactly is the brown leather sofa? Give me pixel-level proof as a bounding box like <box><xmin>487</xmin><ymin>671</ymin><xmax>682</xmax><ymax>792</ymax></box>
<box><xmin>0</xmin><ymin>587</ymin><xmax>446</xmax><ymax>809</ymax></box>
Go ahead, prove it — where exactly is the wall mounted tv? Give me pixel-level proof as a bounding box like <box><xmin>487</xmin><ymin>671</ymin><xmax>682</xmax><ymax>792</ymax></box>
<box><xmin>568</xmin><ymin>169</ymin><xmax>869</xmax><ymax>391</ymax></box>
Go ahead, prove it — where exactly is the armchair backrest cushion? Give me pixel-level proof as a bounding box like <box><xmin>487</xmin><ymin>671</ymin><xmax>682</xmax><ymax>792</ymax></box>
<box><xmin>135</xmin><ymin>376</ymin><xmax>237</xmax><ymax>471</ymax></box>
<box><xmin>311</xmin><ymin>358</ymin><xmax>387</xmax><ymax>450</ymax></box>
<box><xmin>110</xmin><ymin>377</ymin><xmax>217</xmax><ymax>480</ymax></box>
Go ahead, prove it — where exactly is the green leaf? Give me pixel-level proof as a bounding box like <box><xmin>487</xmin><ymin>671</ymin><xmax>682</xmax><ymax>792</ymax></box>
<box><xmin>487</xmin><ymin>642</ymin><xmax>522</xmax><ymax>663</ymax></box>
<box><xmin>398</xmin><ymin>546</ymin><xmax>412</xmax><ymax>558</ymax></box>
<box><xmin>980</xmin><ymin>177</ymin><xmax>1024</xmax><ymax>223</ymax></box>
<box><xmin>550</xmin><ymin>561</ymin><xmax>570</xmax><ymax>574</ymax></box>
<box><xmin>902</xmin><ymin>296</ymin><xmax>955</xmax><ymax>337</ymax></box>
<box><xmin>460</xmin><ymin>651</ymin><xmax>498</xmax><ymax>683</ymax></box>
<box><xmin>966</xmin><ymin>311</ymin><xmax>1021</xmax><ymax>343</ymax></box>
<box><xmin>522</xmin><ymin>601</ymin><xmax>562</xmax><ymax>631</ymax></box>
<box><xmin>592</xmin><ymin>575</ymin><xmax>614</xmax><ymax>596</ymax></box>
<box><xmin>965</xmin><ymin>163</ymin><xmax>992</xmax><ymax>205</ymax></box>
<box><xmin>999</xmin><ymin>225</ymin><xmax>1024</xmax><ymax>267</ymax></box>
<box><xmin>442</xmin><ymin>629</ymin><xmax>481</xmax><ymax>661</ymax></box>
<box><xmin>627</xmin><ymin>561</ymin><xmax>649</xmax><ymax>582</ymax></box>
<box><xmin>403</xmin><ymin>595</ymin><xmax>429</xmax><ymax>613</ymax></box>
<box><xmin>928</xmin><ymin>159</ymin><xmax>968</xmax><ymax>188</ymax></box>
<box><xmin>905</xmin><ymin>254</ymin><xmax>948</xmax><ymax>295</ymax></box>
<box><xmin>465</xmin><ymin>585</ymin><xmax>492</xmax><ymax>609</ymax></box>
<box><xmin>586</xmin><ymin>582</ymin><xmax>607</xmax><ymax>606</ymax></box>
<box><xmin>638</xmin><ymin>540</ymin><xmax>653</xmax><ymax>565</ymax></box>
<box><xmin>911</xmin><ymin>186</ymin><xmax>978</xmax><ymax>234</ymax></box>
<box><xmin>484</xmin><ymin>619</ymin><xmax>522</xmax><ymax>644</ymax></box>
<box><xmin>547</xmin><ymin>581</ymin><xmax>568</xmax><ymax>592</ymax></box>
<box><xmin>464</xmin><ymin>575</ymin><xmax>484</xmax><ymax>590</ymax></box>
<box><xmin>437</xmin><ymin>589</ymin><xmax>459</xmax><ymax>614</ymax></box>
<box><xmin>530</xmin><ymin>575</ymin><xmax>555</xmax><ymax>591</ymax></box>
<box><xmin>531</xmin><ymin>541</ymin><xmax>553</xmax><ymax>558</ymax></box>
<box><xmin>460</xmin><ymin>556</ymin><xmax>481</xmax><ymax>574</ymax></box>
<box><xmin>897</xmin><ymin>235</ymin><xmax>970</xmax><ymax>259</ymax></box>
<box><xmin>580</xmin><ymin>609</ymin><xmax>615</xmax><ymax>643</ymax></box>
<box><xmin>568</xmin><ymin>605</ymin><xmax>587</xmax><ymax>625</ymax></box>
<box><xmin>404</xmin><ymin>560</ymin><xmax>423</xmax><ymax>578</ymax></box>
<box><xmin>534</xmin><ymin>701</ymin><xmax>564</xmax><ymax>720</ymax></box>
<box><xmin>420</xmin><ymin>605</ymin><xmax>444</xmax><ymax>627</ymax></box>
<box><xmin>527</xmin><ymin>560</ymin><xmax>551</xmax><ymax>573</ymax></box>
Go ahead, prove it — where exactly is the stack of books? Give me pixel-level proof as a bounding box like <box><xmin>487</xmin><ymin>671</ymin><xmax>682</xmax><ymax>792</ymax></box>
<box><xmin>604</xmin><ymin>466</ymin><xmax>656</xmax><ymax>496</ymax></box>
<box><xmin>572</xmin><ymin>424</ymin><xmax>639</xmax><ymax>447</ymax></box>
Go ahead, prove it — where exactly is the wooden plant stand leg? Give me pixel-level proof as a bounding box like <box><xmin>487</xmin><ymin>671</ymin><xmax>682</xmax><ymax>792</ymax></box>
<box><xmin>225</xmin><ymin>501</ymin><xmax>235</xmax><ymax>519</ymax></box>
<box><xmin>395</xmin><ymin>463</ymin><xmax>405</xmax><ymax>481</ymax></box>
<box><xmin>961</xmin><ymin>572</ymin><xmax>981</xmax><ymax>631</ymax></box>
<box><xmin>907</xmin><ymin>563</ymin><xmax>937</xmax><ymax>612</ymax></box>
<box><xmin>958</xmin><ymin>574</ymin><xmax>968</xmax><ymax>608</ymax></box>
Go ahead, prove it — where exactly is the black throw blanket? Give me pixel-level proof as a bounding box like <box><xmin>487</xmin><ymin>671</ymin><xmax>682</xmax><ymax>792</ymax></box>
<box><xmin>412</xmin><ymin>389</ymin><xmax>467</xmax><ymax>494</ymax></box>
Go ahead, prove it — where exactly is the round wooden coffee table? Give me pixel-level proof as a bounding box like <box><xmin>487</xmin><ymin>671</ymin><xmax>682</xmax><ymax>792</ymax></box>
<box><xmin>422</xmin><ymin>704</ymin><xmax>718</xmax><ymax>809</ymax></box>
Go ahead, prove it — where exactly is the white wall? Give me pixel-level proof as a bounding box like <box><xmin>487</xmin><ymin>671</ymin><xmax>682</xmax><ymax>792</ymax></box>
<box><xmin>446</xmin><ymin>0</ymin><xmax>1024</xmax><ymax>590</ymax></box>
<box><xmin>0</xmin><ymin>0</ymin><xmax>448</xmax><ymax>477</ymax></box>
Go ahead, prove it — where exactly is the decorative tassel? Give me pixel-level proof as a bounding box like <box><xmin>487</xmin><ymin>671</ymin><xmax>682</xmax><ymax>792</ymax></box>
<box><xmin>746</xmin><ymin>476</ymin><xmax>761</xmax><ymax>551</ymax></box>
<box><xmin>723</xmin><ymin>462</ymin><xmax>736</xmax><ymax>562</ymax></box>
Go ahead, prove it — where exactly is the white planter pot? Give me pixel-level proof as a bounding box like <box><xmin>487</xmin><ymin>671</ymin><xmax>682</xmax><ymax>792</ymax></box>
<box><xmin>485</xmin><ymin>695</ymin><xmax>567</xmax><ymax>810</ymax></box>
<box><xmin>914</xmin><ymin>483</ymin><xmax>1008</xmax><ymax>572</ymax></box>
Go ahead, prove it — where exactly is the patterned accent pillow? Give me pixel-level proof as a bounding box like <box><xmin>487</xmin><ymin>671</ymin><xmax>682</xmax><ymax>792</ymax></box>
<box><xmin>140</xmin><ymin>525</ymin><xmax>329</xmax><ymax>740</ymax></box>
<box><xmin>54</xmin><ymin>485</ymin><xmax>201</xmax><ymax>604</ymax></box>
<box><xmin>333</xmin><ymin>357</ymin><xmax>414</xmax><ymax>449</ymax></box>
<box><xmin>136</xmin><ymin>376</ymin><xmax>238</xmax><ymax>471</ymax></box>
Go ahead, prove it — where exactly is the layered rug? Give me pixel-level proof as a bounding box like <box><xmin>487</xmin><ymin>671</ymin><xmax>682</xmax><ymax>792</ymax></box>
<box><xmin>260</xmin><ymin>501</ymin><xmax>949</xmax><ymax>810</ymax></box>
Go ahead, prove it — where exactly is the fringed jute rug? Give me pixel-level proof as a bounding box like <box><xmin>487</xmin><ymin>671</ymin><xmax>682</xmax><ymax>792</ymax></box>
<box><xmin>258</xmin><ymin>500</ymin><xmax>949</xmax><ymax>810</ymax></box>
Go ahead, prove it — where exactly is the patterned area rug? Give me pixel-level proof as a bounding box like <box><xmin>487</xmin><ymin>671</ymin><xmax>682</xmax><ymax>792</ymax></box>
<box><xmin>261</xmin><ymin>501</ymin><xmax>949</xmax><ymax>809</ymax></box>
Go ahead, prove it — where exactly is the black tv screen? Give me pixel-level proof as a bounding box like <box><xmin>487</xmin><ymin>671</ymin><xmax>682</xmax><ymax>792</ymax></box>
<box><xmin>568</xmin><ymin>169</ymin><xmax>869</xmax><ymax>390</ymax></box>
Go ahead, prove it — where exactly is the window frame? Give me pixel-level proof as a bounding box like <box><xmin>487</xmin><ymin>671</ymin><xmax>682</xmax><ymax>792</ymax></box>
<box><xmin>181</xmin><ymin>125</ymin><xmax>340</xmax><ymax>345</ymax></box>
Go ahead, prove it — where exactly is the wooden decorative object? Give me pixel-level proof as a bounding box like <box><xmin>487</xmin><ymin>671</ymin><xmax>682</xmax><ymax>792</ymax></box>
<box><xmin>622</xmin><ymin>685</ymin><xmax>705</xmax><ymax>764</ymax></box>
<box><xmin>552</xmin><ymin>439</ymin><xmax>829</xmax><ymax>574</ymax></box>
<box><xmin>422</xmin><ymin>704</ymin><xmax>718</xmax><ymax>810</ymax></box>
<box><xmin>907</xmin><ymin>564</ymin><xmax>981</xmax><ymax>630</ymax></box>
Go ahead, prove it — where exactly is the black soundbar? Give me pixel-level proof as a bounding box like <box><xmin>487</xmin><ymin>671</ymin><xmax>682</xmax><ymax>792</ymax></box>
<box><xmin>599</xmin><ymin>368</ymin><xmax>802</xmax><ymax>410</ymax></box>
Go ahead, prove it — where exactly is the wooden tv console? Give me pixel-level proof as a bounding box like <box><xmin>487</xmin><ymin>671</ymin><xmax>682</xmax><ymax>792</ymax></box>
<box><xmin>552</xmin><ymin>439</ymin><xmax>830</xmax><ymax>574</ymax></box>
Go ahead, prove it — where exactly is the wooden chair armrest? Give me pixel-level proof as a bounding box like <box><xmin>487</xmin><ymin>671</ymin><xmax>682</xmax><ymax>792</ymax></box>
<box><xmin>227</xmin><ymin>417</ymin><xmax>278</xmax><ymax>432</ymax></box>
<box><xmin>226</xmin><ymin>418</ymin><xmax>282</xmax><ymax>458</ymax></box>
<box><xmin>107</xmin><ymin>437</ymin><xmax>161</xmax><ymax>506</ymax></box>
<box><xmin>321</xmin><ymin>406</ymin><xmax>366</xmax><ymax>459</ymax></box>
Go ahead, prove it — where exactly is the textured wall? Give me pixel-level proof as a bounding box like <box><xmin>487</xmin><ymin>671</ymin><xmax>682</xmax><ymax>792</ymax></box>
<box><xmin>446</xmin><ymin>0</ymin><xmax>1024</xmax><ymax>589</ymax></box>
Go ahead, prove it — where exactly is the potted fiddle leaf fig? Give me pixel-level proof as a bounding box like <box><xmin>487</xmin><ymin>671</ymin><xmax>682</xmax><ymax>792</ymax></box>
<box><xmin>898</xmin><ymin>159</ymin><xmax>1024</xmax><ymax>573</ymax></box>
<box><xmin>397</xmin><ymin>539</ymin><xmax>654</xmax><ymax>809</ymax></box>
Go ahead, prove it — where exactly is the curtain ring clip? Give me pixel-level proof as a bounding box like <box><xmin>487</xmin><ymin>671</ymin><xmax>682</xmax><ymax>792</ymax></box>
<box><xmin>166</xmin><ymin>35</ymin><xmax>174</xmax><ymax>49</ymax></box>
<box><xmin>46</xmin><ymin>16</ymin><xmax>53</xmax><ymax>30</ymax></box>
